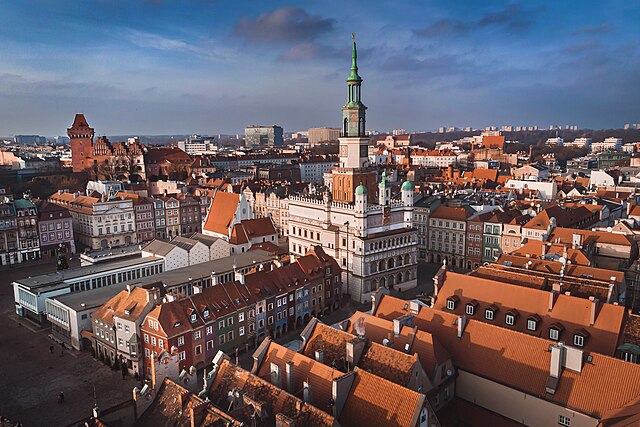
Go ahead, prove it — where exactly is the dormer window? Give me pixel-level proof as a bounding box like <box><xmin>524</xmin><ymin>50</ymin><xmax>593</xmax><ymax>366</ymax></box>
<box><xmin>465</xmin><ymin>300</ymin><xmax>478</xmax><ymax>316</ymax></box>
<box><xmin>190</xmin><ymin>314</ymin><xmax>197</xmax><ymax>323</ymax></box>
<box><xmin>203</xmin><ymin>309</ymin><xmax>209</xmax><ymax>318</ymax></box>
<box><xmin>573</xmin><ymin>329</ymin><xmax>589</xmax><ymax>347</ymax></box>
<box><xmin>548</xmin><ymin>323</ymin><xmax>564</xmax><ymax>341</ymax></box>
<box><xmin>527</xmin><ymin>314</ymin><xmax>541</xmax><ymax>331</ymax></box>
<box><xmin>485</xmin><ymin>304</ymin><xmax>498</xmax><ymax>321</ymax></box>
<box><xmin>505</xmin><ymin>309</ymin><xmax>519</xmax><ymax>326</ymax></box>
<box><xmin>446</xmin><ymin>295</ymin><xmax>459</xmax><ymax>311</ymax></box>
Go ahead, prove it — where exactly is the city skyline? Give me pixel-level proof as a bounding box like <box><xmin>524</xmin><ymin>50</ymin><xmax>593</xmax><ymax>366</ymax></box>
<box><xmin>1</xmin><ymin>1</ymin><xmax>639</xmax><ymax>135</ymax></box>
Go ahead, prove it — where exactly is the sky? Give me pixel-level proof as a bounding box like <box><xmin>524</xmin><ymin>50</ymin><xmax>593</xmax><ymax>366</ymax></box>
<box><xmin>0</xmin><ymin>0</ymin><xmax>639</xmax><ymax>136</ymax></box>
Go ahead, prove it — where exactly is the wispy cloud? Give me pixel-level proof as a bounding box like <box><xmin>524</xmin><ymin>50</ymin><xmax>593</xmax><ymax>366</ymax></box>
<box><xmin>234</xmin><ymin>7</ymin><xmax>334</xmax><ymax>44</ymax></box>
<box><xmin>123</xmin><ymin>30</ymin><xmax>236</xmax><ymax>61</ymax></box>
<box><xmin>414</xmin><ymin>3</ymin><xmax>539</xmax><ymax>38</ymax></box>
<box><xmin>572</xmin><ymin>23</ymin><xmax>611</xmax><ymax>35</ymax></box>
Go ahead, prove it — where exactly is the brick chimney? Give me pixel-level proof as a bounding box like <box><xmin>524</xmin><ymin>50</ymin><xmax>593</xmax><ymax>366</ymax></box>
<box><xmin>285</xmin><ymin>361</ymin><xmax>295</xmax><ymax>393</ymax></box>
<box><xmin>589</xmin><ymin>296</ymin><xmax>600</xmax><ymax>326</ymax></box>
<box><xmin>332</xmin><ymin>371</ymin><xmax>356</xmax><ymax>418</ymax></box>
<box><xmin>546</xmin><ymin>344</ymin><xmax>565</xmax><ymax>395</ymax></box>
<box><xmin>346</xmin><ymin>337</ymin><xmax>366</xmax><ymax>367</ymax></box>
<box><xmin>548</xmin><ymin>291</ymin><xmax>558</xmax><ymax>312</ymax></box>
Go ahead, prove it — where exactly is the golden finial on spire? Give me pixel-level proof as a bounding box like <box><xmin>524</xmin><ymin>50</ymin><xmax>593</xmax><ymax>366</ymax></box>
<box><xmin>352</xmin><ymin>32</ymin><xmax>355</xmax><ymax>40</ymax></box>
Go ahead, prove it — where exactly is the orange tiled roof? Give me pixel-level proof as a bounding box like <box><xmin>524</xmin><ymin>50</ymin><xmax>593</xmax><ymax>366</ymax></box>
<box><xmin>92</xmin><ymin>287</ymin><xmax>151</xmax><ymax>326</ymax></box>
<box><xmin>229</xmin><ymin>217</ymin><xmax>277</xmax><ymax>245</ymax></box>
<box><xmin>303</xmin><ymin>321</ymin><xmax>418</xmax><ymax>387</ymax></box>
<box><xmin>374</xmin><ymin>294</ymin><xmax>640</xmax><ymax>419</ymax></box>
<box><xmin>430</xmin><ymin>205</ymin><xmax>473</xmax><ymax>221</ymax></box>
<box><xmin>339</xmin><ymin>368</ymin><xmax>426</xmax><ymax>427</ymax></box>
<box><xmin>433</xmin><ymin>271</ymin><xmax>626</xmax><ymax>355</ymax></box>
<box><xmin>550</xmin><ymin>227</ymin><xmax>634</xmax><ymax>247</ymax></box>
<box><xmin>202</xmin><ymin>191</ymin><xmax>240</xmax><ymax>236</ymax></box>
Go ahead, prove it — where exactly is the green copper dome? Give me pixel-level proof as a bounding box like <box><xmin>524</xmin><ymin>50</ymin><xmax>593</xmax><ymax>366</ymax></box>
<box><xmin>401</xmin><ymin>180</ymin><xmax>414</xmax><ymax>191</ymax></box>
<box><xmin>355</xmin><ymin>184</ymin><xmax>367</xmax><ymax>195</ymax></box>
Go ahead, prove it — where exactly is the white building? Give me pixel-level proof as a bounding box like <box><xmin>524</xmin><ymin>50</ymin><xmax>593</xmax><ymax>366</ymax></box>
<box><xmin>504</xmin><ymin>179</ymin><xmax>558</xmax><ymax>200</ymax></box>
<box><xmin>177</xmin><ymin>135</ymin><xmax>217</xmax><ymax>155</ymax></box>
<box><xmin>299</xmin><ymin>159</ymin><xmax>337</xmax><ymax>183</ymax></box>
<box><xmin>564</xmin><ymin>138</ymin><xmax>592</xmax><ymax>149</ymax></box>
<box><xmin>546</xmin><ymin>137</ymin><xmax>564</xmax><ymax>146</ymax></box>
<box><xmin>589</xmin><ymin>170</ymin><xmax>618</xmax><ymax>188</ymax></box>
<box><xmin>592</xmin><ymin>138</ymin><xmax>622</xmax><ymax>153</ymax></box>
<box><xmin>288</xmin><ymin>40</ymin><xmax>418</xmax><ymax>304</ymax></box>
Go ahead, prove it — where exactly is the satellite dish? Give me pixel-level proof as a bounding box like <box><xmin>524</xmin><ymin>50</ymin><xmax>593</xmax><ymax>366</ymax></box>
<box><xmin>382</xmin><ymin>338</ymin><xmax>390</xmax><ymax>346</ymax></box>
<box><xmin>558</xmin><ymin>257</ymin><xmax>566</xmax><ymax>265</ymax></box>
<box><xmin>606</xmin><ymin>227</ymin><xmax>613</xmax><ymax>233</ymax></box>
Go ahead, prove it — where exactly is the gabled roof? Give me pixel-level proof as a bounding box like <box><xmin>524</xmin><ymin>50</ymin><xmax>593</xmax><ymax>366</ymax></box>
<box><xmin>208</xmin><ymin>358</ymin><xmax>335</xmax><ymax>427</ymax></box>
<box><xmin>229</xmin><ymin>217</ymin><xmax>277</xmax><ymax>244</ymax></box>
<box><xmin>142</xmin><ymin>239</ymin><xmax>183</xmax><ymax>257</ymax></box>
<box><xmin>92</xmin><ymin>286</ymin><xmax>151</xmax><ymax>325</ymax></box>
<box><xmin>433</xmin><ymin>271</ymin><xmax>626</xmax><ymax>355</ymax></box>
<box><xmin>430</xmin><ymin>205</ymin><xmax>474</xmax><ymax>221</ymax></box>
<box><xmin>374</xmin><ymin>294</ymin><xmax>640</xmax><ymax>420</ymax></box>
<box><xmin>202</xmin><ymin>192</ymin><xmax>240</xmax><ymax>236</ymax></box>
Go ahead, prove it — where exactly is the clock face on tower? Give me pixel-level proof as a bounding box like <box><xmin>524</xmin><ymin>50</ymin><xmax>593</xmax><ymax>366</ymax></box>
<box><xmin>351</xmin><ymin>114</ymin><xmax>357</xmax><ymax>121</ymax></box>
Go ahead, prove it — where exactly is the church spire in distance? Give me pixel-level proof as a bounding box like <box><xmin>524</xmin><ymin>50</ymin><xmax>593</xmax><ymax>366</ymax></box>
<box><xmin>342</xmin><ymin>33</ymin><xmax>367</xmax><ymax>137</ymax></box>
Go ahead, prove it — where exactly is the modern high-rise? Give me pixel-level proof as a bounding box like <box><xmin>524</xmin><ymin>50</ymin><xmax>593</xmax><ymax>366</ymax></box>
<box><xmin>288</xmin><ymin>39</ymin><xmax>418</xmax><ymax>304</ymax></box>
<box><xmin>244</xmin><ymin>125</ymin><xmax>284</xmax><ymax>148</ymax></box>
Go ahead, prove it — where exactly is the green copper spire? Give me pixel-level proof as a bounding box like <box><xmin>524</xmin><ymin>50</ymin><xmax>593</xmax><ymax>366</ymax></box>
<box><xmin>342</xmin><ymin>34</ymin><xmax>367</xmax><ymax>137</ymax></box>
<box><xmin>348</xmin><ymin>37</ymin><xmax>361</xmax><ymax>82</ymax></box>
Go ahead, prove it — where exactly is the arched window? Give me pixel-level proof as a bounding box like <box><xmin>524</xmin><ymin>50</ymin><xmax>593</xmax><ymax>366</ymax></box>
<box><xmin>387</xmin><ymin>258</ymin><xmax>395</xmax><ymax>269</ymax></box>
<box><xmin>343</xmin><ymin>118</ymin><xmax>348</xmax><ymax>136</ymax></box>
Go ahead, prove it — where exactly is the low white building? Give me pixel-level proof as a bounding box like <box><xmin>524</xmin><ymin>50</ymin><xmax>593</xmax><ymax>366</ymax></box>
<box><xmin>187</xmin><ymin>232</ymin><xmax>230</xmax><ymax>260</ymax></box>
<box><xmin>169</xmin><ymin>236</ymin><xmax>210</xmax><ymax>266</ymax></box>
<box><xmin>504</xmin><ymin>179</ymin><xmax>557</xmax><ymax>200</ymax></box>
<box><xmin>141</xmin><ymin>240</ymin><xmax>189</xmax><ymax>271</ymax></box>
<box><xmin>592</xmin><ymin>138</ymin><xmax>622</xmax><ymax>153</ymax></box>
<box><xmin>589</xmin><ymin>170</ymin><xmax>618</xmax><ymax>188</ymax></box>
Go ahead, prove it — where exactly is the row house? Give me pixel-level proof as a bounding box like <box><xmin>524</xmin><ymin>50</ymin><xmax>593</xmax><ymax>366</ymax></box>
<box><xmin>177</xmin><ymin>195</ymin><xmax>201</xmax><ymax>235</ymax></box>
<box><xmin>501</xmin><ymin>213</ymin><xmax>532</xmax><ymax>255</ymax></box>
<box><xmin>49</xmin><ymin>191</ymin><xmax>137</xmax><ymax>250</ymax></box>
<box><xmin>14</xmin><ymin>199</ymin><xmax>41</xmax><ymax>262</ymax></box>
<box><xmin>152</xmin><ymin>198</ymin><xmax>166</xmax><ymax>239</ymax></box>
<box><xmin>481</xmin><ymin>209</ymin><xmax>527</xmax><ymax>264</ymax></box>
<box><xmin>141</xmin><ymin>275</ymin><xmax>258</xmax><ymax>375</ymax></box>
<box><xmin>35</xmin><ymin>200</ymin><xmax>75</xmax><ymax>258</ymax></box>
<box><xmin>0</xmin><ymin>200</ymin><xmax>19</xmax><ymax>265</ymax></box>
<box><xmin>466</xmin><ymin>211</ymin><xmax>491</xmax><ymax>270</ymax></box>
<box><xmin>413</xmin><ymin>196</ymin><xmax>441</xmax><ymax>261</ymax></box>
<box><xmin>139</xmin><ymin>247</ymin><xmax>340</xmax><ymax>375</ymax></box>
<box><xmin>90</xmin><ymin>285</ymin><xmax>160</xmax><ymax>375</ymax></box>
<box><xmin>118</xmin><ymin>193</ymin><xmax>155</xmax><ymax>243</ymax></box>
<box><xmin>243</xmin><ymin>187</ymin><xmax>290</xmax><ymax>237</ymax></box>
<box><xmin>161</xmin><ymin>196</ymin><xmax>181</xmax><ymax>238</ymax></box>
<box><xmin>427</xmin><ymin>205</ymin><xmax>474</xmax><ymax>268</ymax></box>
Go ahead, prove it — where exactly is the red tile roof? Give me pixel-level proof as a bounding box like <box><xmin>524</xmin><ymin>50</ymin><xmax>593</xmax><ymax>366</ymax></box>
<box><xmin>374</xmin><ymin>294</ymin><xmax>640</xmax><ymax>419</ymax></box>
<box><xmin>202</xmin><ymin>192</ymin><xmax>240</xmax><ymax>236</ymax></box>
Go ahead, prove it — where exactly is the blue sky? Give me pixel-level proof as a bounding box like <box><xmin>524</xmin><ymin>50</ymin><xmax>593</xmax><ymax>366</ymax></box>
<box><xmin>0</xmin><ymin>0</ymin><xmax>638</xmax><ymax>136</ymax></box>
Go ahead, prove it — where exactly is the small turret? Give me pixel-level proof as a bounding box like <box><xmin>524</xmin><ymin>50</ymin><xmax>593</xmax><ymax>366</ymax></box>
<box><xmin>378</xmin><ymin>170</ymin><xmax>391</xmax><ymax>206</ymax></box>
<box><xmin>401</xmin><ymin>180</ymin><xmax>414</xmax><ymax>207</ymax></box>
<box><xmin>355</xmin><ymin>183</ymin><xmax>367</xmax><ymax>213</ymax></box>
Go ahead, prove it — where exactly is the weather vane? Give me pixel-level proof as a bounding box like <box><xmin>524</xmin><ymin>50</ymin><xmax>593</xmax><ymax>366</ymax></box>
<box><xmin>352</xmin><ymin>33</ymin><xmax>355</xmax><ymax>40</ymax></box>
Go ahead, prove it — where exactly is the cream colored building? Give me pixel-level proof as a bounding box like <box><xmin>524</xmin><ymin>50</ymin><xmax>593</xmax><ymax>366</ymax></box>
<box><xmin>49</xmin><ymin>191</ymin><xmax>137</xmax><ymax>250</ymax></box>
<box><xmin>244</xmin><ymin>188</ymin><xmax>290</xmax><ymax>237</ymax></box>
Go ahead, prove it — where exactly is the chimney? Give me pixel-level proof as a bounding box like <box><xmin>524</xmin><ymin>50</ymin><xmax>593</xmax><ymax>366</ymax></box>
<box><xmin>275</xmin><ymin>413</ymin><xmax>295</xmax><ymax>427</ymax></box>
<box><xmin>303</xmin><ymin>381</ymin><xmax>312</xmax><ymax>403</ymax></box>
<box><xmin>393</xmin><ymin>314</ymin><xmax>414</xmax><ymax>335</ymax></box>
<box><xmin>331</xmin><ymin>371</ymin><xmax>356</xmax><ymax>418</ymax></box>
<box><xmin>314</xmin><ymin>350</ymin><xmax>324</xmax><ymax>363</ymax></box>
<box><xmin>589</xmin><ymin>296</ymin><xmax>599</xmax><ymax>326</ymax></box>
<box><xmin>548</xmin><ymin>291</ymin><xmax>557</xmax><ymax>311</ymax></box>
<box><xmin>541</xmin><ymin>243</ymin><xmax>547</xmax><ymax>258</ymax></box>
<box><xmin>345</xmin><ymin>337</ymin><xmax>366</xmax><ymax>367</ymax></box>
<box><xmin>150</xmin><ymin>352</ymin><xmax>157</xmax><ymax>390</ymax></box>
<box><xmin>456</xmin><ymin>315</ymin><xmax>467</xmax><ymax>338</ymax></box>
<box><xmin>572</xmin><ymin>233</ymin><xmax>582</xmax><ymax>249</ymax></box>
<box><xmin>270</xmin><ymin>362</ymin><xmax>281</xmax><ymax>388</ymax></box>
<box><xmin>550</xmin><ymin>344</ymin><xmax>564</xmax><ymax>377</ymax></box>
<box><xmin>234</xmin><ymin>270</ymin><xmax>245</xmax><ymax>285</ymax></box>
<box><xmin>126</xmin><ymin>284</ymin><xmax>132</xmax><ymax>294</ymax></box>
<box><xmin>285</xmin><ymin>361</ymin><xmax>295</xmax><ymax>393</ymax></box>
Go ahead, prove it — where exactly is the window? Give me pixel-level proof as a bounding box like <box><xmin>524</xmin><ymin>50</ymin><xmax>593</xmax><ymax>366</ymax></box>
<box><xmin>227</xmin><ymin>317</ymin><xmax>233</xmax><ymax>326</ymax></box>
<box><xmin>206</xmin><ymin>340</ymin><xmax>214</xmax><ymax>350</ymax></box>
<box><xmin>550</xmin><ymin>329</ymin><xmax>559</xmax><ymax>341</ymax></box>
<box><xmin>179</xmin><ymin>351</ymin><xmax>185</xmax><ymax>361</ymax></box>
<box><xmin>227</xmin><ymin>331</ymin><xmax>234</xmax><ymax>341</ymax></box>
<box><xmin>465</xmin><ymin>304</ymin><xmax>475</xmax><ymax>315</ymax></box>
<box><xmin>558</xmin><ymin>415</ymin><xmax>571</xmax><ymax>426</ymax></box>
<box><xmin>446</xmin><ymin>300</ymin><xmax>455</xmax><ymax>311</ymax></box>
<box><xmin>159</xmin><ymin>340</ymin><xmax>164</xmax><ymax>349</ymax></box>
<box><xmin>268</xmin><ymin>316</ymin><xmax>274</xmax><ymax>325</ymax></box>
<box><xmin>239</xmin><ymin>326</ymin><xmax>245</xmax><ymax>336</ymax></box>
<box><xmin>118</xmin><ymin>338</ymin><xmax>123</xmax><ymax>347</ymax></box>
<box><xmin>505</xmin><ymin>314</ymin><xmax>515</xmax><ymax>326</ymax></box>
<box><xmin>219</xmin><ymin>335</ymin><xmax>226</xmax><ymax>345</ymax></box>
<box><xmin>145</xmin><ymin>348</ymin><xmax>150</xmax><ymax>358</ymax></box>
<box><xmin>195</xmin><ymin>345</ymin><xmax>202</xmax><ymax>355</ymax></box>
<box><xmin>151</xmin><ymin>336</ymin><xmax>156</xmax><ymax>346</ymax></box>
<box><xmin>239</xmin><ymin>312</ymin><xmax>245</xmax><ymax>322</ymax></box>
<box><xmin>485</xmin><ymin>309</ymin><xmax>494</xmax><ymax>320</ymax></box>
<box><xmin>268</xmin><ymin>303</ymin><xmax>274</xmax><ymax>311</ymax></box>
<box><xmin>178</xmin><ymin>336</ymin><xmax>185</xmax><ymax>346</ymax></box>
<box><xmin>206</xmin><ymin>326</ymin><xmax>213</xmax><ymax>335</ymax></box>
<box><xmin>144</xmin><ymin>334</ymin><xmax>149</xmax><ymax>343</ymax></box>
<box><xmin>194</xmin><ymin>331</ymin><xmax>201</xmax><ymax>340</ymax></box>
<box><xmin>219</xmin><ymin>320</ymin><xmax>225</xmax><ymax>329</ymax></box>
<box><xmin>573</xmin><ymin>334</ymin><xmax>584</xmax><ymax>347</ymax></box>
<box><xmin>527</xmin><ymin>319</ymin><xmax>537</xmax><ymax>331</ymax></box>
